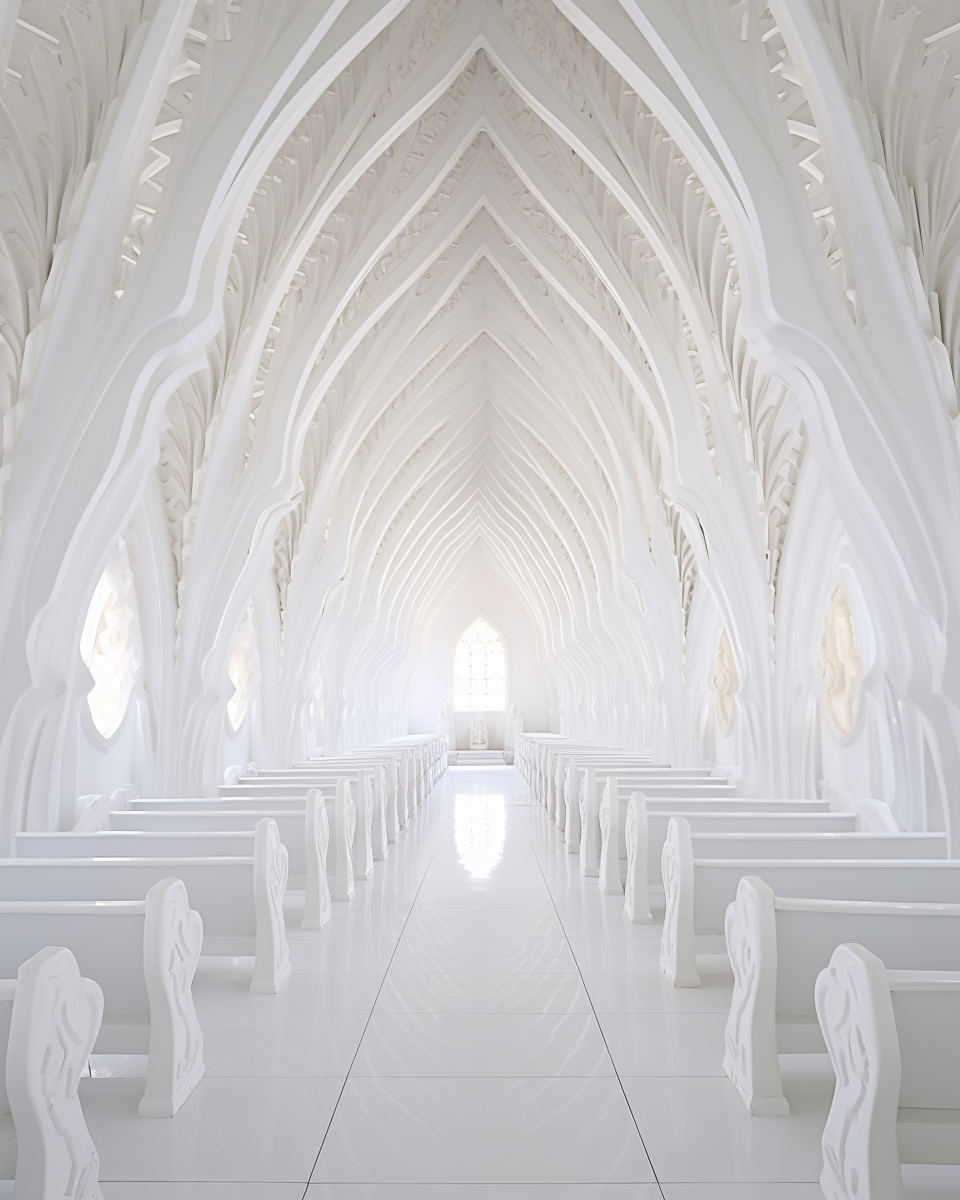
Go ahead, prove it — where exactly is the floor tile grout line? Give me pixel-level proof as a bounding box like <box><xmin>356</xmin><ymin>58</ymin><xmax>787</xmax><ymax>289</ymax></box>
<box><xmin>513</xmin><ymin>778</ymin><xmax>666</xmax><ymax>1200</ymax></box>
<box><xmin>301</xmin><ymin>779</ymin><xmax>454</xmax><ymax>1199</ymax></box>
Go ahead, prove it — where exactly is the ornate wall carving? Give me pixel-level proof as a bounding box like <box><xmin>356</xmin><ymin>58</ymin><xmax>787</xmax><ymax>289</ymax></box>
<box><xmin>817</xmin><ymin>585</ymin><xmax>864</xmax><ymax>737</ymax></box>
<box><xmin>712</xmin><ymin>628</ymin><xmax>739</xmax><ymax>735</ymax></box>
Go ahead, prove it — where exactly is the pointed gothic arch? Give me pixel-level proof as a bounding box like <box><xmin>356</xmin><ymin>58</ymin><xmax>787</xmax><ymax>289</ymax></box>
<box><xmin>452</xmin><ymin>615</ymin><xmax>508</xmax><ymax>714</ymax></box>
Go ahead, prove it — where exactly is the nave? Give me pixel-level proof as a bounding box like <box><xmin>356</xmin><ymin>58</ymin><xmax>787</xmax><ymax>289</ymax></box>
<box><xmin>72</xmin><ymin>764</ymin><xmax>827</xmax><ymax>1198</ymax></box>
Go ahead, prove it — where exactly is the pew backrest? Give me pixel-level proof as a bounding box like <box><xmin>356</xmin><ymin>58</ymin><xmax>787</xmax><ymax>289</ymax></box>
<box><xmin>0</xmin><ymin>818</ymin><xmax>290</xmax><ymax>994</ymax></box>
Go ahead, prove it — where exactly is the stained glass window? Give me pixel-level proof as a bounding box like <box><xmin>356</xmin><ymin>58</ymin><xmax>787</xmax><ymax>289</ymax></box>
<box><xmin>454</xmin><ymin>617</ymin><xmax>506</xmax><ymax>711</ymax></box>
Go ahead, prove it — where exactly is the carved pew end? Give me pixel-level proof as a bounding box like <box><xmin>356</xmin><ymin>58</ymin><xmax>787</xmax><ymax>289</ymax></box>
<box><xmin>7</xmin><ymin>947</ymin><xmax>104</xmax><ymax>1197</ymax></box>
<box><xmin>659</xmin><ymin>817</ymin><xmax>701</xmax><ymax>988</ymax></box>
<box><xmin>139</xmin><ymin>878</ymin><xmax>205</xmax><ymax>1117</ymax></box>
<box><xmin>250</xmin><ymin>819</ymin><xmax>291</xmax><ymax>994</ymax></box>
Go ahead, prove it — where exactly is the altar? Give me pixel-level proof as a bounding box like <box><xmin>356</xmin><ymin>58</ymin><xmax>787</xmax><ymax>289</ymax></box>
<box><xmin>454</xmin><ymin>710</ymin><xmax>504</xmax><ymax>751</ymax></box>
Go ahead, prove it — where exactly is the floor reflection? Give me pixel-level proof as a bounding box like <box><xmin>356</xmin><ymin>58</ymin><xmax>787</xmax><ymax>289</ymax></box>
<box><xmin>454</xmin><ymin>793</ymin><xmax>506</xmax><ymax>878</ymax></box>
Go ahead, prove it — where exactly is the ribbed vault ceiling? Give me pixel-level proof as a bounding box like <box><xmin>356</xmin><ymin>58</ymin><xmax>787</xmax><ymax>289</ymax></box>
<box><xmin>16</xmin><ymin>0</ymin><xmax>958</xmax><ymax>786</ymax></box>
<box><xmin>143</xmin><ymin>0</ymin><xmax>806</xmax><ymax>754</ymax></box>
<box><xmin>112</xmin><ymin>9</ymin><xmax>721</xmax><ymax>742</ymax></box>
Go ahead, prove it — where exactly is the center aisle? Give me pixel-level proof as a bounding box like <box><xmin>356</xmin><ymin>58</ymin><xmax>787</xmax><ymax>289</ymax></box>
<box><xmin>312</xmin><ymin>764</ymin><xmax>656</xmax><ymax>1194</ymax></box>
<box><xmin>310</xmin><ymin>764</ymin><xmax>828</xmax><ymax>1197</ymax></box>
<box><xmin>89</xmin><ymin>764</ymin><xmax>828</xmax><ymax>1197</ymax></box>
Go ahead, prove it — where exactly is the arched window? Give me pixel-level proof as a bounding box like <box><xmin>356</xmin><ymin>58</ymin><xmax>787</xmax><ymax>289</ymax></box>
<box><xmin>454</xmin><ymin>617</ymin><xmax>506</xmax><ymax>711</ymax></box>
<box><xmin>227</xmin><ymin>600</ymin><xmax>260</xmax><ymax>732</ymax></box>
<box><xmin>79</xmin><ymin>539</ymin><xmax>141</xmax><ymax>739</ymax></box>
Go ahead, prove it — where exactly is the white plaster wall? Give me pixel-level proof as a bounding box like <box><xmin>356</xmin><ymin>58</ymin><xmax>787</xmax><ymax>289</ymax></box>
<box><xmin>408</xmin><ymin>543</ymin><xmax>551</xmax><ymax>736</ymax></box>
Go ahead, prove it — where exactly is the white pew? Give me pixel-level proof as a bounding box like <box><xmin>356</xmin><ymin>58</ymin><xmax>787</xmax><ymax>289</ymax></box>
<box><xmin>816</xmin><ymin>943</ymin><xmax>960</xmax><ymax>1200</ymax></box>
<box><xmin>119</xmin><ymin>794</ymin><xmax>360</xmax><ymax>909</ymax></box>
<box><xmin>1</xmin><ymin>947</ymin><xmax>105</xmax><ymax>1197</ymax></box>
<box><xmin>723</xmin><ymin>875</ymin><xmax>960</xmax><ymax>1116</ymax></box>
<box><xmin>564</xmin><ymin>763</ymin><xmax>831</xmax><ymax>863</ymax></box>
<box><xmin>374</xmin><ymin>735</ymin><xmax>446</xmax><ymax>808</ymax></box>
<box><xmin>18</xmin><ymin>831</ymin><xmax>260</xmax><ymax>861</ymax></box>
<box><xmin>251</xmin><ymin>756</ymin><xmax>403</xmax><ymax>843</ymax></box>
<box><xmin>659</xmin><ymin>816</ymin><xmax>960</xmax><ymax>987</ymax></box>
<box><xmin>545</xmin><ymin>756</ymin><xmax>675</xmax><ymax>817</ymax></box>
<box><xmin>575</xmin><ymin>765</ymin><xmax>827</xmax><ymax>873</ymax></box>
<box><xmin>575</xmin><ymin>773</ymin><xmax>744</xmax><ymax>869</ymax></box>
<box><xmin>22</xmin><ymin>795</ymin><xmax>334</xmax><ymax>934</ymax></box>
<box><xmin>0</xmin><ymin>878</ymin><xmax>204</xmax><ymax>1117</ymax></box>
<box><xmin>219</xmin><ymin>768</ymin><xmax>382</xmax><ymax>872</ymax></box>
<box><xmin>618</xmin><ymin>793</ymin><xmax>858</xmax><ymax>923</ymax></box>
<box><xmin>236</xmin><ymin>760</ymin><xmax>396</xmax><ymax>852</ymax></box>
<box><xmin>0</xmin><ymin>819</ymin><xmax>290</xmax><ymax>993</ymax></box>
<box><xmin>549</xmin><ymin>758</ymin><xmax>717</xmax><ymax>826</ymax></box>
<box><xmin>684</xmin><ymin>831</ymin><xmax>944</xmax><ymax>860</ymax></box>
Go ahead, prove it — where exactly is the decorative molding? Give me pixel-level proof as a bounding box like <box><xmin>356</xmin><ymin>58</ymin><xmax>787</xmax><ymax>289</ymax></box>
<box><xmin>817</xmin><ymin>584</ymin><xmax>863</xmax><ymax>737</ymax></box>
<box><xmin>712</xmin><ymin>628</ymin><xmax>739</xmax><ymax>735</ymax></box>
<box><xmin>0</xmin><ymin>0</ymin><xmax>151</xmax><ymax>532</ymax></box>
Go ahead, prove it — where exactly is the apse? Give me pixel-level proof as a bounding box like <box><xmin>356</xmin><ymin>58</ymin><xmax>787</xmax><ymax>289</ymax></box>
<box><xmin>407</xmin><ymin>539</ymin><xmax>551</xmax><ymax>741</ymax></box>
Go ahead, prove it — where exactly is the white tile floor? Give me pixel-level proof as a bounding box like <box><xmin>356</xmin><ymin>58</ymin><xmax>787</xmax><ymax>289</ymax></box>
<box><xmin>83</xmin><ymin>765</ymin><xmax>839</xmax><ymax>1197</ymax></box>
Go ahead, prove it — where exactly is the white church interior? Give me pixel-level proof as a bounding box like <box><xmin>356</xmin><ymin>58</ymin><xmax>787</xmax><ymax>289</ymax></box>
<box><xmin>1</xmin><ymin>0</ymin><xmax>960</xmax><ymax>1195</ymax></box>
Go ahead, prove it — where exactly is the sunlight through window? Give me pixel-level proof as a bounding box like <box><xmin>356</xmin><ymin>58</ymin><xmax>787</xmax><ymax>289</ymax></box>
<box><xmin>454</xmin><ymin>617</ymin><xmax>506</xmax><ymax>711</ymax></box>
<box><xmin>79</xmin><ymin>539</ymin><xmax>140</xmax><ymax>739</ymax></box>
